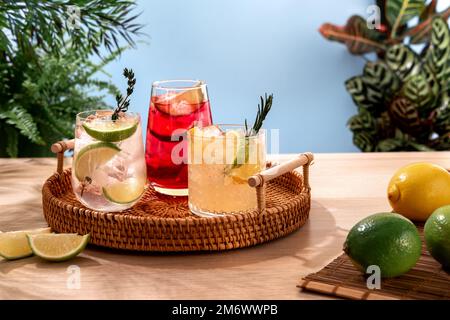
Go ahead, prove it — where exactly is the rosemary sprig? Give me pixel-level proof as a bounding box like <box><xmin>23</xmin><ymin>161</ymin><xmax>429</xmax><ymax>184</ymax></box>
<box><xmin>245</xmin><ymin>93</ymin><xmax>273</xmax><ymax>137</ymax></box>
<box><xmin>224</xmin><ymin>93</ymin><xmax>274</xmax><ymax>174</ymax></box>
<box><xmin>112</xmin><ymin>68</ymin><xmax>136</xmax><ymax>120</ymax></box>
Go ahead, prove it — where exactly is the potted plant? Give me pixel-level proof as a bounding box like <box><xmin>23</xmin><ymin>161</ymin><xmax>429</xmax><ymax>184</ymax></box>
<box><xmin>0</xmin><ymin>0</ymin><xmax>144</xmax><ymax>157</ymax></box>
<box><xmin>320</xmin><ymin>0</ymin><xmax>449</xmax><ymax>151</ymax></box>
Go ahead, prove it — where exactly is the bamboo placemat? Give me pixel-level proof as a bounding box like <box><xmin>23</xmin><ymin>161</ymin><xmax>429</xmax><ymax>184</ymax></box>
<box><xmin>298</xmin><ymin>226</ymin><xmax>450</xmax><ymax>300</ymax></box>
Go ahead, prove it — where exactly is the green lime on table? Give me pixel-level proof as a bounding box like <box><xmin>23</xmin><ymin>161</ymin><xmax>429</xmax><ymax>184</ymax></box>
<box><xmin>83</xmin><ymin>120</ymin><xmax>137</xmax><ymax>142</ymax></box>
<box><xmin>28</xmin><ymin>233</ymin><xmax>90</xmax><ymax>262</ymax></box>
<box><xmin>344</xmin><ymin>212</ymin><xmax>421</xmax><ymax>278</ymax></box>
<box><xmin>103</xmin><ymin>178</ymin><xmax>145</xmax><ymax>204</ymax></box>
<box><xmin>74</xmin><ymin>142</ymin><xmax>121</xmax><ymax>181</ymax></box>
<box><xmin>0</xmin><ymin>227</ymin><xmax>51</xmax><ymax>260</ymax></box>
<box><xmin>424</xmin><ymin>205</ymin><xmax>450</xmax><ymax>270</ymax></box>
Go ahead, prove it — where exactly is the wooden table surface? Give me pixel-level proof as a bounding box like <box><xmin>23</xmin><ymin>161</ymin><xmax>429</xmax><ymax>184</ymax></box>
<box><xmin>1</xmin><ymin>152</ymin><xmax>449</xmax><ymax>300</ymax></box>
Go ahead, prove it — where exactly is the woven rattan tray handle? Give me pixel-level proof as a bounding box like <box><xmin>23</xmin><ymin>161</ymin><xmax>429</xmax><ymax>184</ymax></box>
<box><xmin>248</xmin><ymin>153</ymin><xmax>314</xmax><ymax>214</ymax></box>
<box><xmin>51</xmin><ymin>139</ymin><xmax>75</xmax><ymax>174</ymax></box>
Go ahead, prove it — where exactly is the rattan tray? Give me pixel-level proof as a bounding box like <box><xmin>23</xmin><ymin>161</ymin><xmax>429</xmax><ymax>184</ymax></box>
<box><xmin>42</xmin><ymin>140</ymin><xmax>313</xmax><ymax>252</ymax></box>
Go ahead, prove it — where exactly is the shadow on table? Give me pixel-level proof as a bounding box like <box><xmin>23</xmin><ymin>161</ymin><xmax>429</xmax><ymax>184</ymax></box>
<box><xmin>0</xmin><ymin>255</ymin><xmax>100</xmax><ymax>274</ymax></box>
<box><xmin>85</xmin><ymin>200</ymin><xmax>345</xmax><ymax>270</ymax></box>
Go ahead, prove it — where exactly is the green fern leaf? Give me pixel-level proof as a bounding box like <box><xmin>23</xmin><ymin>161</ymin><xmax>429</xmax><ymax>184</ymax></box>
<box><xmin>0</xmin><ymin>106</ymin><xmax>45</xmax><ymax>145</ymax></box>
<box><xmin>4</xmin><ymin>126</ymin><xmax>19</xmax><ymax>157</ymax></box>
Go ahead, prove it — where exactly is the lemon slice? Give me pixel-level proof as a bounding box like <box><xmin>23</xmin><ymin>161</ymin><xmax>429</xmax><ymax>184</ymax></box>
<box><xmin>0</xmin><ymin>227</ymin><xmax>52</xmax><ymax>260</ymax></box>
<box><xmin>83</xmin><ymin>120</ymin><xmax>137</xmax><ymax>142</ymax></box>
<box><xmin>74</xmin><ymin>142</ymin><xmax>121</xmax><ymax>181</ymax></box>
<box><xmin>28</xmin><ymin>234</ymin><xmax>90</xmax><ymax>262</ymax></box>
<box><xmin>103</xmin><ymin>178</ymin><xmax>145</xmax><ymax>204</ymax></box>
<box><xmin>228</xmin><ymin>163</ymin><xmax>262</xmax><ymax>184</ymax></box>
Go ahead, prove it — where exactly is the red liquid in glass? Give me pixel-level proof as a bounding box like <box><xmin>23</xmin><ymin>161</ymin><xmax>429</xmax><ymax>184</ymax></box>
<box><xmin>146</xmin><ymin>94</ymin><xmax>212</xmax><ymax>190</ymax></box>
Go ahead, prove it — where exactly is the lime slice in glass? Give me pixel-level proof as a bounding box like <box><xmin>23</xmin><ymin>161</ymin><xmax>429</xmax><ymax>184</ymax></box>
<box><xmin>0</xmin><ymin>227</ymin><xmax>51</xmax><ymax>260</ymax></box>
<box><xmin>74</xmin><ymin>142</ymin><xmax>121</xmax><ymax>181</ymax></box>
<box><xmin>28</xmin><ymin>234</ymin><xmax>90</xmax><ymax>262</ymax></box>
<box><xmin>103</xmin><ymin>178</ymin><xmax>145</xmax><ymax>204</ymax></box>
<box><xmin>82</xmin><ymin>120</ymin><xmax>138</xmax><ymax>142</ymax></box>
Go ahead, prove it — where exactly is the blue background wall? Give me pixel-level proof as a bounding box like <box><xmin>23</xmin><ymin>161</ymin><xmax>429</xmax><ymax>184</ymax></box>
<box><xmin>102</xmin><ymin>0</ymin><xmax>378</xmax><ymax>153</ymax></box>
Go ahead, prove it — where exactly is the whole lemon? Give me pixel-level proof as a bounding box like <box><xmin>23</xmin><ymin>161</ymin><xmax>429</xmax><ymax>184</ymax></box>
<box><xmin>387</xmin><ymin>163</ymin><xmax>450</xmax><ymax>222</ymax></box>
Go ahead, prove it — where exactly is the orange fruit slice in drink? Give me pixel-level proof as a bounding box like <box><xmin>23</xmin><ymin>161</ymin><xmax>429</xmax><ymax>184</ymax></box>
<box><xmin>155</xmin><ymin>86</ymin><xmax>205</xmax><ymax>116</ymax></box>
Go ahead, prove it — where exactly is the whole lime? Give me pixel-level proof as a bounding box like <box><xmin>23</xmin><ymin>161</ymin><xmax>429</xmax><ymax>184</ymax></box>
<box><xmin>344</xmin><ymin>212</ymin><xmax>421</xmax><ymax>278</ymax></box>
<box><xmin>424</xmin><ymin>205</ymin><xmax>450</xmax><ymax>270</ymax></box>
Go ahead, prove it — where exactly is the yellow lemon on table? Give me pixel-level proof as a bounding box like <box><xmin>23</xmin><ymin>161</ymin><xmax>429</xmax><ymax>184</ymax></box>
<box><xmin>387</xmin><ymin>163</ymin><xmax>450</xmax><ymax>222</ymax></box>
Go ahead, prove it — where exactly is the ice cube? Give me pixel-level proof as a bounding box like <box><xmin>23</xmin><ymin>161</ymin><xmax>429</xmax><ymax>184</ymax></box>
<box><xmin>201</xmin><ymin>125</ymin><xmax>223</xmax><ymax>138</ymax></box>
<box><xmin>103</xmin><ymin>153</ymin><xmax>128</xmax><ymax>182</ymax></box>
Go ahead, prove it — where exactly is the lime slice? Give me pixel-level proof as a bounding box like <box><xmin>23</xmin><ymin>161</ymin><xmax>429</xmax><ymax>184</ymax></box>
<box><xmin>83</xmin><ymin>120</ymin><xmax>138</xmax><ymax>142</ymax></box>
<box><xmin>28</xmin><ymin>234</ymin><xmax>90</xmax><ymax>262</ymax></box>
<box><xmin>103</xmin><ymin>178</ymin><xmax>145</xmax><ymax>204</ymax></box>
<box><xmin>74</xmin><ymin>142</ymin><xmax>121</xmax><ymax>181</ymax></box>
<box><xmin>0</xmin><ymin>227</ymin><xmax>52</xmax><ymax>260</ymax></box>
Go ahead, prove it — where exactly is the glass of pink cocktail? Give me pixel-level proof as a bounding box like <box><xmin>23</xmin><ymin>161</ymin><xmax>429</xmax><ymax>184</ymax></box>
<box><xmin>146</xmin><ymin>80</ymin><xmax>212</xmax><ymax>196</ymax></box>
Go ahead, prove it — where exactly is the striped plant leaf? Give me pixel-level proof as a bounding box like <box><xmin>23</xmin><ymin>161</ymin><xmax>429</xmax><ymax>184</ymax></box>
<box><xmin>363</xmin><ymin>61</ymin><xmax>401</xmax><ymax>97</ymax></box>
<box><xmin>376</xmin><ymin>138</ymin><xmax>405</xmax><ymax>151</ymax></box>
<box><xmin>424</xmin><ymin>17</ymin><xmax>450</xmax><ymax>87</ymax></box>
<box><xmin>409</xmin><ymin>6</ymin><xmax>450</xmax><ymax>44</ymax></box>
<box><xmin>389</xmin><ymin>97</ymin><xmax>422</xmax><ymax>133</ymax></box>
<box><xmin>385</xmin><ymin>44</ymin><xmax>421</xmax><ymax>81</ymax></box>
<box><xmin>435</xmin><ymin>105</ymin><xmax>450</xmax><ymax>135</ymax></box>
<box><xmin>407</xmin><ymin>141</ymin><xmax>435</xmax><ymax>151</ymax></box>
<box><xmin>386</xmin><ymin>0</ymin><xmax>426</xmax><ymax>37</ymax></box>
<box><xmin>376</xmin><ymin>111</ymin><xmax>395</xmax><ymax>138</ymax></box>
<box><xmin>353</xmin><ymin>131</ymin><xmax>376</xmax><ymax>152</ymax></box>
<box><xmin>345</xmin><ymin>76</ymin><xmax>372</xmax><ymax>109</ymax></box>
<box><xmin>347</xmin><ymin>110</ymin><xmax>376</xmax><ymax>133</ymax></box>
<box><xmin>431</xmin><ymin>134</ymin><xmax>450</xmax><ymax>150</ymax></box>
<box><xmin>401</xmin><ymin>74</ymin><xmax>435</xmax><ymax>113</ymax></box>
<box><xmin>319</xmin><ymin>15</ymin><xmax>386</xmax><ymax>55</ymax></box>
<box><xmin>345</xmin><ymin>76</ymin><xmax>384</xmax><ymax>114</ymax></box>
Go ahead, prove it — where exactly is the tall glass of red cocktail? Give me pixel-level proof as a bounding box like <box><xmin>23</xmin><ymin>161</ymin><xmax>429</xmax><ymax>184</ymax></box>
<box><xmin>146</xmin><ymin>80</ymin><xmax>212</xmax><ymax>196</ymax></box>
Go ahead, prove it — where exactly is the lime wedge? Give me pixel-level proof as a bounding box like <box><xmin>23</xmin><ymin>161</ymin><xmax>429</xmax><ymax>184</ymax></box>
<box><xmin>74</xmin><ymin>142</ymin><xmax>121</xmax><ymax>181</ymax></box>
<box><xmin>83</xmin><ymin>121</ymin><xmax>137</xmax><ymax>142</ymax></box>
<box><xmin>103</xmin><ymin>178</ymin><xmax>145</xmax><ymax>204</ymax></box>
<box><xmin>0</xmin><ymin>227</ymin><xmax>52</xmax><ymax>260</ymax></box>
<box><xmin>28</xmin><ymin>234</ymin><xmax>90</xmax><ymax>262</ymax></box>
